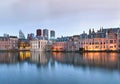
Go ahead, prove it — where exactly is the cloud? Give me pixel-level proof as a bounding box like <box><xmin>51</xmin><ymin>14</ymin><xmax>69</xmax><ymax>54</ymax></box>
<box><xmin>0</xmin><ymin>0</ymin><xmax>120</xmax><ymax>25</ymax></box>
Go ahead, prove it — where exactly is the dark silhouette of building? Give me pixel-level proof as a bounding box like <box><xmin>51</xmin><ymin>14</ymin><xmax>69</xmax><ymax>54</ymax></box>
<box><xmin>36</xmin><ymin>29</ymin><xmax>42</xmax><ymax>36</ymax></box>
<box><xmin>50</xmin><ymin>30</ymin><xmax>55</xmax><ymax>39</ymax></box>
<box><xmin>43</xmin><ymin>29</ymin><xmax>49</xmax><ymax>39</ymax></box>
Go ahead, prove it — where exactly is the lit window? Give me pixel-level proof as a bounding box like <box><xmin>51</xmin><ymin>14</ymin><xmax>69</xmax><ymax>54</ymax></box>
<box><xmin>110</xmin><ymin>46</ymin><xmax>113</xmax><ymax>48</ymax></box>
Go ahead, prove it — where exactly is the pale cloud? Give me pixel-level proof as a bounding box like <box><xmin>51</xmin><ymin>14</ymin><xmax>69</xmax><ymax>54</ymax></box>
<box><xmin>0</xmin><ymin>0</ymin><xmax>120</xmax><ymax>23</ymax></box>
<box><xmin>0</xmin><ymin>0</ymin><xmax>120</xmax><ymax>37</ymax></box>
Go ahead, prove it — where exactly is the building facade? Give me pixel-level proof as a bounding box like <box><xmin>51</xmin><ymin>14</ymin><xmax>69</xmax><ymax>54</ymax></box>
<box><xmin>36</xmin><ymin>29</ymin><xmax>42</xmax><ymax>36</ymax></box>
<box><xmin>18</xmin><ymin>39</ymin><xmax>31</xmax><ymax>51</ymax></box>
<box><xmin>0</xmin><ymin>36</ymin><xmax>18</xmax><ymax>50</ymax></box>
<box><xmin>30</xmin><ymin>39</ymin><xmax>47</xmax><ymax>51</ymax></box>
<box><xmin>50</xmin><ymin>30</ymin><xmax>55</xmax><ymax>40</ymax></box>
<box><xmin>43</xmin><ymin>29</ymin><xmax>49</xmax><ymax>40</ymax></box>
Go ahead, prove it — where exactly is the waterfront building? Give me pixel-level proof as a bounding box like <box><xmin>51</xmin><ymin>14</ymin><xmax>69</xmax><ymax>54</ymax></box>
<box><xmin>66</xmin><ymin>35</ymin><xmax>80</xmax><ymax>51</ymax></box>
<box><xmin>18</xmin><ymin>39</ymin><xmax>31</xmax><ymax>51</ymax></box>
<box><xmin>0</xmin><ymin>36</ymin><xmax>18</xmax><ymax>50</ymax></box>
<box><xmin>30</xmin><ymin>39</ymin><xmax>47</xmax><ymax>51</ymax></box>
<box><xmin>78</xmin><ymin>28</ymin><xmax>120</xmax><ymax>51</ymax></box>
<box><xmin>45</xmin><ymin>40</ymin><xmax>53</xmax><ymax>51</ymax></box>
<box><xmin>51</xmin><ymin>37</ymin><xmax>69</xmax><ymax>51</ymax></box>
<box><xmin>9</xmin><ymin>36</ymin><xmax>19</xmax><ymax>50</ymax></box>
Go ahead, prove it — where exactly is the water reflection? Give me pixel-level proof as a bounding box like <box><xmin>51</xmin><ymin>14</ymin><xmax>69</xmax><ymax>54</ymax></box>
<box><xmin>0</xmin><ymin>51</ymin><xmax>30</xmax><ymax>64</ymax></box>
<box><xmin>19</xmin><ymin>51</ymin><xmax>30</xmax><ymax>61</ymax></box>
<box><xmin>30</xmin><ymin>51</ymin><xmax>48</xmax><ymax>66</ymax></box>
<box><xmin>0</xmin><ymin>51</ymin><xmax>120</xmax><ymax>70</ymax></box>
<box><xmin>0</xmin><ymin>52</ymin><xmax>18</xmax><ymax>64</ymax></box>
<box><xmin>51</xmin><ymin>52</ymin><xmax>120</xmax><ymax>70</ymax></box>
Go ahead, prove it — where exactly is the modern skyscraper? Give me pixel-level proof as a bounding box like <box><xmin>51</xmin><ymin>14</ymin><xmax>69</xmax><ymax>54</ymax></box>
<box><xmin>43</xmin><ymin>29</ymin><xmax>49</xmax><ymax>39</ymax></box>
<box><xmin>50</xmin><ymin>30</ymin><xmax>55</xmax><ymax>39</ymax></box>
<box><xmin>19</xmin><ymin>30</ymin><xmax>25</xmax><ymax>40</ymax></box>
<box><xmin>27</xmin><ymin>33</ymin><xmax>35</xmax><ymax>40</ymax></box>
<box><xmin>36</xmin><ymin>29</ymin><xmax>42</xmax><ymax>36</ymax></box>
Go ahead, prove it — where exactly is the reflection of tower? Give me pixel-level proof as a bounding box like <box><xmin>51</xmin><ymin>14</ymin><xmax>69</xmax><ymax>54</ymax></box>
<box><xmin>19</xmin><ymin>30</ymin><xmax>25</xmax><ymax>39</ymax></box>
<box><xmin>30</xmin><ymin>52</ymin><xmax>48</xmax><ymax>65</ymax></box>
<box><xmin>43</xmin><ymin>29</ymin><xmax>49</xmax><ymax>40</ymax></box>
<box><xmin>36</xmin><ymin>29</ymin><xmax>42</xmax><ymax>36</ymax></box>
<box><xmin>50</xmin><ymin>30</ymin><xmax>55</xmax><ymax>39</ymax></box>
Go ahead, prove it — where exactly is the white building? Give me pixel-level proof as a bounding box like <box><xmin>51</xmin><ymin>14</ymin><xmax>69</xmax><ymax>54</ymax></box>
<box><xmin>30</xmin><ymin>39</ymin><xmax>47</xmax><ymax>51</ymax></box>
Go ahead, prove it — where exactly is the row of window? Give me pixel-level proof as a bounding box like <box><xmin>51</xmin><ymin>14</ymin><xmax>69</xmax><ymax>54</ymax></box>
<box><xmin>85</xmin><ymin>45</ymin><xmax>117</xmax><ymax>49</ymax></box>
<box><xmin>80</xmin><ymin>40</ymin><xmax>117</xmax><ymax>45</ymax></box>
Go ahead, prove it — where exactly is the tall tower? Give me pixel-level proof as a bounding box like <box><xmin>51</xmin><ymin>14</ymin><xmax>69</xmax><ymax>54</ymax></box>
<box><xmin>43</xmin><ymin>29</ymin><xmax>49</xmax><ymax>39</ymax></box>
<box><xmin>89</xmin><ymin>29</ymin><xmax>91</xmax><ymax>34</ymax></box>
<box><xmin>36</xmin><ymin>29</ymin><xmax>42</xmax><ymax>36</ymax></box>
<box><xmin>19</xmin><ymin>30</ymin><xmax>25</xmax><ymax>40</ymax></box>
<box><xmin>50</xmin><ymin>30</ymin><xmax>55</xmax><ymax>39</ymax></box>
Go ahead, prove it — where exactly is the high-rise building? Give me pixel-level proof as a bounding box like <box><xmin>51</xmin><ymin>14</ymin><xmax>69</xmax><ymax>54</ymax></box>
<box><xmin>4</xmin><ymin>33</ymin><xmax>9</xmax><ymax>38</ymax></box>
<box><xmin>50</xmin><ymin>30</ymin><xmax>55</xmax><ymax>39</ymax></box>
<box><xmin>36</xmin><ymin>29</ymin><xmax>42</xmax><ymax>36</ymax></box>
<box><xmin>19</xmin><ymin>30</ymin><xmax>25</xmax><ymax>40</ymax></box>
<box><xmin>27</xmin><ymin>33</ymin><xmax>35</xmax><ymax>40</ymax></box>
<box><xmin>43</xmin><ymin>29</ymin><xmax>49</xmax><ymax>40</ymax></box>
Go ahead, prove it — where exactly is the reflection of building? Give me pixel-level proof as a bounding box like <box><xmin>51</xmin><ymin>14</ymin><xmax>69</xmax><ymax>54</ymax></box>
<box><xmin>30</xmin><ymin>39</ymin><xmax>47</xmax><ymax>51</ymax></box>
<box><xmin>51</xmin><ymin>52</ymin><xmax>120</xmax><ymax>69</ymax></box>
<box><xmin>0</xmin><ymin>51</ymin><xmax>31</xmax><ymax>63</ymax></box>
<box><xmin>19</xmin><ymin>51</ymin><xmax>30</xmax><ymax>61</ymax></box>
<box><xmin>0</xmin><ymin>52</ymin><xmax>19</xmax><ymax>63</ymax></box>
<box><xmin>0</xmin><ymin>36</ymin><xmax>18</xmax><ymax>50</ymax></box>
<box><xmin>30</xmin><ymin>51</ymin><xmax>48</xmax><ymax>65</ymax></box>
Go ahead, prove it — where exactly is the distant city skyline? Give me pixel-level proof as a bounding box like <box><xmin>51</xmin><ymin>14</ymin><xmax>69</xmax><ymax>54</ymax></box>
<box><xmin>0</xmin><ymin>0</ymin><xmax>120</xmax><ymax>37</ymax></box>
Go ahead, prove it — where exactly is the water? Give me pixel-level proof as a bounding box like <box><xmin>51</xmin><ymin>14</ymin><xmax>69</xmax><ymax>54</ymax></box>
<box><xmin>0</xmin><ymin>51</ymin><xmax>120</xmax><ymax>84</ymax></box>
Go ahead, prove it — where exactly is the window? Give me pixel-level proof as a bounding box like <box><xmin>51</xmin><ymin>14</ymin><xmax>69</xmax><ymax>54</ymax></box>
<box><xmin>114</xmin><ymin>40</ymin><xmax>116</xmax><ymax>43</ymax></box>
<box><xmin>95</xmin><ymin>46</ymin><xmax>99</xmax><ymax>48</ymax></box>
<box><xmin>90</xmin><ymin>43</ymin><xmax>91</xmax><ymax>45</ymax></box>
<box><xmin>110</xmin><ymin>40</ymin><xmax>113</xmax><ymax>44</ymax></box>
<box><xmin>110</xmin><ymin>46</ymin><xmax>113</xmax><ymax>48</ymax></box>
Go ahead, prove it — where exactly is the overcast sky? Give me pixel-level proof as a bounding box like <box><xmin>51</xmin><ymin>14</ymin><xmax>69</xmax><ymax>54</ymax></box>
<box><xmin>0</xmin><ymin>0</ymin><xmax>120</xmax><ymax>37</ymax></box>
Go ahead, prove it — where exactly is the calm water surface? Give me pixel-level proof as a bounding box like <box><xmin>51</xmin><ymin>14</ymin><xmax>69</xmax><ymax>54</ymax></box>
<box><xmin>0</xmin><ymin>51</ymin><xmax>120</xmax><ymax>84</ymax></box>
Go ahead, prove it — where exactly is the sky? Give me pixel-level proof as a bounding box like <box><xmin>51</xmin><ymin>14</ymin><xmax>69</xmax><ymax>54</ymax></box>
<box><xmin>0</xmin><ymin>0</ymin><xmax>120</xmax><ymax>38</ymax></box>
